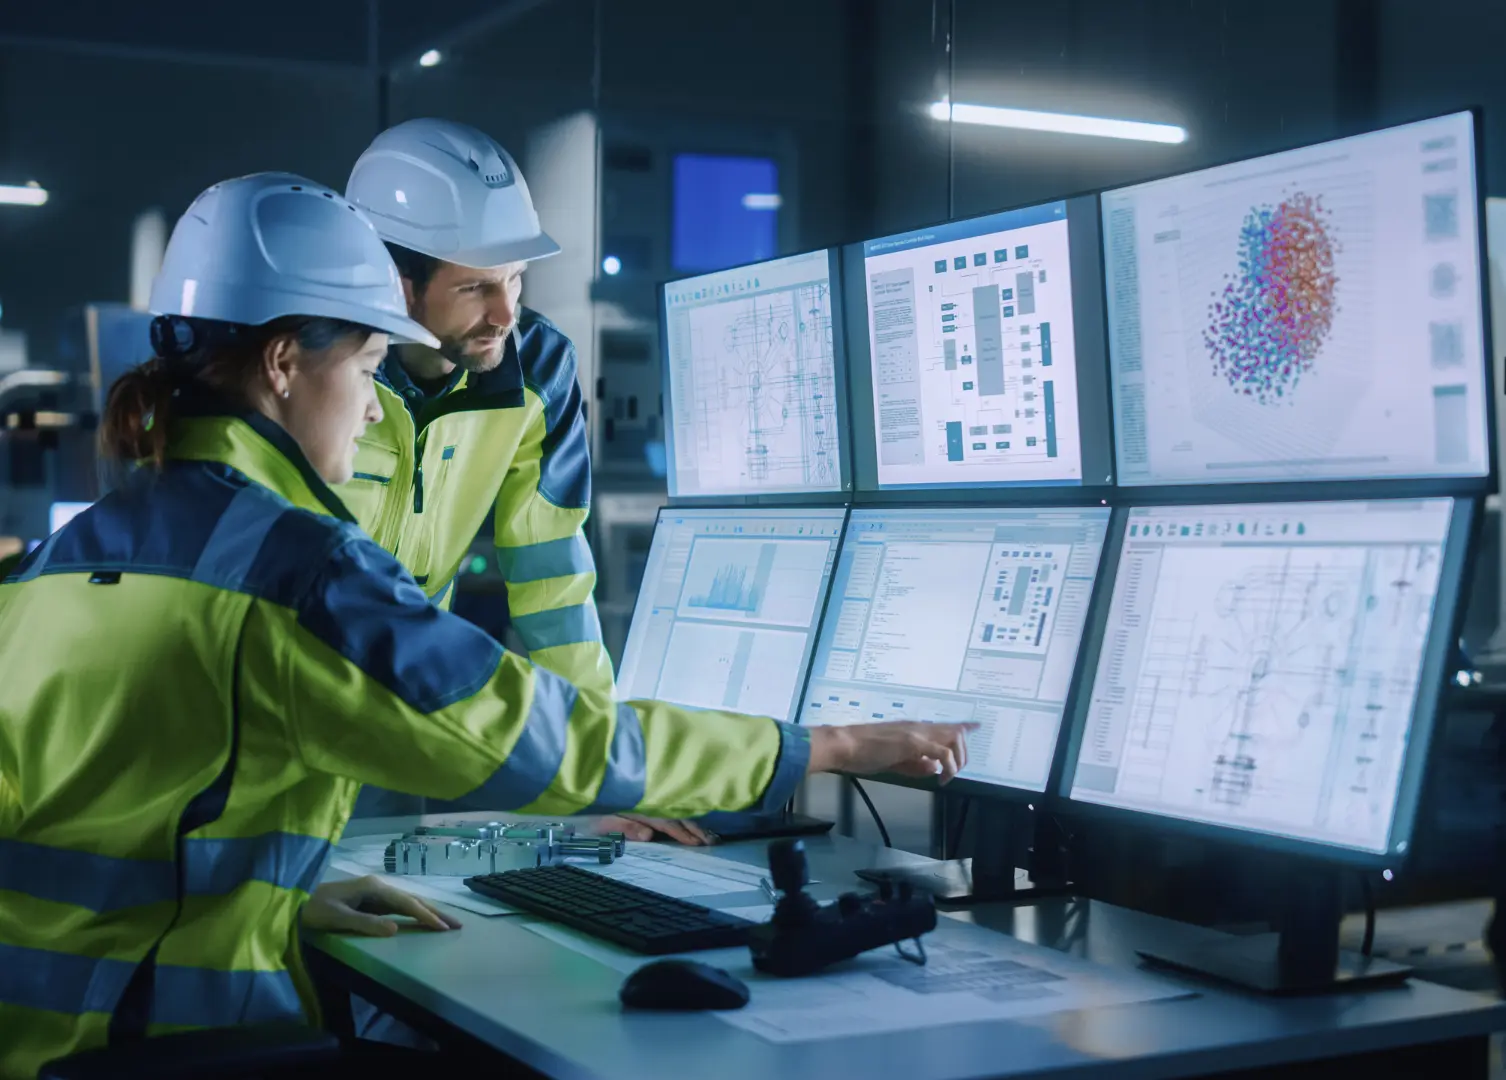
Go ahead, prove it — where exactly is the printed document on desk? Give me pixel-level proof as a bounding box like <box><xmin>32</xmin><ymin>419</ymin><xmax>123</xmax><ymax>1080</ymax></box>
<box><xmin>577</xmin><ymin>844</ymin><xmax>788</xmax><ymax>899</ymax></box>
<box><xmin>522</xmin><ymin>914</ymin><xmax>1192</xmax><ymax>1043</ymax></box>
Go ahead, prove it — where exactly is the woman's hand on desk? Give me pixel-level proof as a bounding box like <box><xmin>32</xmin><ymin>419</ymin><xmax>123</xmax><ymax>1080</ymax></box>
<box><xmin>302</xmin><ymin>876</ymin><xmax>464</xmax><ymax>937</ymax></box>
<box><xmin>809</xmin><ymin>721</ymin><xmax>978</xmax><ymax>783</ymax></box>
<box><xmin>590</xmin><ymin>815</ymin><xmax>714</xmax><ymax>845</ymax></box>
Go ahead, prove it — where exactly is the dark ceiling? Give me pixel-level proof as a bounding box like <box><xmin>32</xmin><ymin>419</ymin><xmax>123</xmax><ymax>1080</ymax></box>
<box><xmin>0</xmin><ymin>0</ymin><xmax>548</xmax><ymax>72</ymax></box>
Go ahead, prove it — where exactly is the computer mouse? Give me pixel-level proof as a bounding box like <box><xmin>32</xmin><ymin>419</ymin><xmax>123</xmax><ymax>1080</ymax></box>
<box><xmin>619</xmin><ymin>958</ymin><xmax>750</xmax><ymax>1011</ymax></box>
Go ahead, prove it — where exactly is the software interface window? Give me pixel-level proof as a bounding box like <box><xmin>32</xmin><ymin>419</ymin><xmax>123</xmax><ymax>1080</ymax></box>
<box><xmin>1070</xmin><ymin>499</ymin><xmax>1456</xmax><ymax>854</ymax></box>
<box><xmin>862</xmin><ymin>203</ymin><xmax>1086</xmax><ymax>489</ymax></box>
<box><xmin>1104</xmin><ymin>111</ymin><xmax>1488</xmax><ymax>486</ymax></box>
<box><xmin>663</xmin><ymin>249</ymin><xmax>842</xmax><ymax>497</ymax></box>
<box><xmin>617</xmin><ymin>508</ymin><xmax>847</xmax><ymax>722</ymax></box>
<box><xmin>802</xmin><ymin>507</ymin><xmax>1110</xmax><ymax>791</ymax></box>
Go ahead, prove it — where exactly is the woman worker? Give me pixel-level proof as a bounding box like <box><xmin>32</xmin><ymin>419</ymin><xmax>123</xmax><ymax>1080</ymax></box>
<box><xmin>0</xmin><ymin>173</ymin><xmax>971</xmax><ymax>1076</ymax></box>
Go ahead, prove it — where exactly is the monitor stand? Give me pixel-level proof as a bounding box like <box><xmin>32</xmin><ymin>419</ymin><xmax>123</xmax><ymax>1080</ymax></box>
<box><xmin>855</xmin><ymin>803</ymin><xmax>1070</xmax><ymax>904</ymax></box>
<box><xmin>1137</xmin><ymin>867</ymin><xmax>1412</xmax><ymax>994</ymax></box>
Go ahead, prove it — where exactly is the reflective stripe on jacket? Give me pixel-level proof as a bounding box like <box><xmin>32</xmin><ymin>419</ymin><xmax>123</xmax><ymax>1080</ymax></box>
<box><xmin>0</xmin><ymin>403</ymin><xmax>807</xmax><ymax>1077</ymax></box>
<box><xmin>336</xmin><ymin>308</ymin><xmax>614</xmax><ymax>697</ymax></box>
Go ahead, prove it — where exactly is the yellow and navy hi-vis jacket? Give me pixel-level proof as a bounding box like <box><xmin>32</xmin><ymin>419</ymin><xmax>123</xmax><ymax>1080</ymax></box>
<box><xmin>0</xmin><ymin>401</ymin><xmax>808</xmax><ymax>1079</ymax></box>
<box><xmin>335</xmin><ymin>307</ymin><xmax>614</xmax><ymax>698</ymax></box>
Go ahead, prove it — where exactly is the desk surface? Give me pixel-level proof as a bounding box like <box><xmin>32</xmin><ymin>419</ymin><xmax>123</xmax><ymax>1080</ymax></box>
<box><xmin>312</xmin><ymin>815</ymin><xmax>1506</xmax><ymax>1080</ymax></box>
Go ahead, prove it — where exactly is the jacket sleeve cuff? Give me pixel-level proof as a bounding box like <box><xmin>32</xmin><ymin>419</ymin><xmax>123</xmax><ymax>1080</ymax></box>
<box><xmin>745</xmin><ymin>721</ymin><xmax>810</xmax><ymax>815</ymax></box>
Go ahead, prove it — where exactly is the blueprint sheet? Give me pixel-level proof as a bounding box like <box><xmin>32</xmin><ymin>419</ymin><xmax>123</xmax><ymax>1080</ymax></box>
<box><xmin>523</xmin><ymin>913</ymin><xmax>1193</xmax><ymax>1043</ymax></box>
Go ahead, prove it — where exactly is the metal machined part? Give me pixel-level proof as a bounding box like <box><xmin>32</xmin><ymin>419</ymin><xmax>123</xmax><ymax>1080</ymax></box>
<box><xmin>412</xmin><ymin>820</ymin><xmax>572</xmax><ymax>841</ymax></box>
<box><xmin>383</xmin><ymin>826</ymin><xmax>627</xmax><ymax>876</ymax></box>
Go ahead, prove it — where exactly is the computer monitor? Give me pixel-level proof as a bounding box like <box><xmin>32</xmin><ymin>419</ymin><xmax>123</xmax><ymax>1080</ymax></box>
<box><xmin>800</xmin><ymin>506</ymin><xmax>1111</xmax><ymax>793</ymax></box>
<box><xmin>660</xmin><ymin>249</ymin><xmax>847</xmax><ymax>499</ymax></box>
<box><xmin>1103</xmin><ymin>111</ymin><xmax>1491</xmax><ymax>490</ymax></box>
<box><xmin>845</xmin><ymin>195</ymin><xmax>1114</xmax><ymax>493</ymax></box>
<box><xmin>1469</xmin><ymin>196</ymin><xmax>1506</xmax><ymax>667</ymax></box>
<box><xmin>616</xmin><ymin>507</ymin><xmax>847</xmax><ymax>721</ymax></box>
<box><xmin>1062</xmin><ymin>497</ymin><xmax>1472</xmax><ymax>864</ymax></box>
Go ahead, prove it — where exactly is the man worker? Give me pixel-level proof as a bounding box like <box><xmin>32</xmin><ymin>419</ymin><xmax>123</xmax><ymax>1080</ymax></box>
<box><xmin>342</xmin><ymin>119</ymin><xmax>706</xmax><ymax>843</ymax></box>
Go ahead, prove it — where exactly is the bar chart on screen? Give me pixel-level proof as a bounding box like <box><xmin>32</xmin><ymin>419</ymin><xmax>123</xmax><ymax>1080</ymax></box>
<box><xmin>677</xmin><ymin>537</ymin><xmax>830</xmax><ymax>627</ymax></box>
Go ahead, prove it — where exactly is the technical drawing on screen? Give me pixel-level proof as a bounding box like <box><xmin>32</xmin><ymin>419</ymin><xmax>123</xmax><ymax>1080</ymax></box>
<box><xmin>662</xmin><ymin>250</ymin><xmax>843</xmax><ymax>497</ymax></box>
<box><xmin>862</xmin><ymin>203</ymin><xmax>1090</xmax><ymax>489</ymax></box>
<box><xmin>801</xmin><ymin>507</ymin><xmax>1110</xmax><ymax>792</ymax></box>
<box><xmin>1103</xmin><ymin>111</ymin><xmax>1489</xmax><ymax>486</ymax></box>
<box><xmin>1068</xmin><ymin>499</ymin><xmax>1458</xmax><ymax>855</ymax></box>
<box><xmin>616</xmin><ymin>508</ymin><xmax>847</xmax><ymax>722</ymax></box>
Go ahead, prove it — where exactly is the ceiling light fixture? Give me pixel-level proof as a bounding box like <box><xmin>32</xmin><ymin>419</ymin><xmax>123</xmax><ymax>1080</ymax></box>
<box><xmin>929</xmin><ymin>100</ymin><xmax>1186</xmax><ymax>144</ymax></box>
<box><xmin>0</xmin><ymin>182</ymin><xmax>48</xmax><ymax>207</ymax></box>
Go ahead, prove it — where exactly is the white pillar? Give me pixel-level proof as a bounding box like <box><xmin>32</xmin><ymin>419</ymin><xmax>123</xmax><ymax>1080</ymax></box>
<box><xmin>129</xmin><ymin>209</ymin><xmax>168</xmax><ymax>311</ymax></box>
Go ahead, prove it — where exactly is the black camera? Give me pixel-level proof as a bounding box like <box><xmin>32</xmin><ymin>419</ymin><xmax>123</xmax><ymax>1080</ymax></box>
<box><xmin>747</xmin><ymin>839</ymin><xmax>937</xmax><ymax>977</ymax></box>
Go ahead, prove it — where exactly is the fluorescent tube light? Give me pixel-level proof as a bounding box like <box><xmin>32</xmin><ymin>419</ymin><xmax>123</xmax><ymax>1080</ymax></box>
<box><xmin>741</xmin><ymin>193</ymin><xmax>782</xmax><ymax>210</ymax></box>
<box><xmin>929</xmin><ymin>100</ymin><xmax>1186</xmax><ymax>144</ymax></box>
<box><xmin>0</xmin><ymin>183</ymin><xmax>48</xmax><ymax>207</ymax></box>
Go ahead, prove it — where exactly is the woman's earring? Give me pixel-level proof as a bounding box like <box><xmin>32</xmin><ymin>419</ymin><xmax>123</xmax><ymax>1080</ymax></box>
<box><xmin>281</xmin><ymin>389</ymin><xmax>290</xmax><ymax>399</ymax></box>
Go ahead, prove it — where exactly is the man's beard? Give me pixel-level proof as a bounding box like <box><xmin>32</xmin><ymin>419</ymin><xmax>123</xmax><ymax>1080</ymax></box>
<box><xmin>413</xmin><ymin>298</ymin><xmax>509</xmax><ymax>373</ymax></box>
<box><xmin>437</xmin><ymin>327</ymin><xmax>508</xmax><ymax>373</ymax></box>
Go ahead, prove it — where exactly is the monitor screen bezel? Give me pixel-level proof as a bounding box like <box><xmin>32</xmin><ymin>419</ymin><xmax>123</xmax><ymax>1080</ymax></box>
<box><xmin>618</xmin><ymin>503</ymin><xmax>852</xmax><ymax>725</ymax></box>
<box><xmin>1053</xmin><ymin>494</ymin><xmax>1475</xmax><ymax>870</ymax></box>
<box><xmin>797</xmin><ymin>502</ymin><xmax>1117</xmax><ymax>802</ymax></box>
<box><xmin>657</xmin><ymin>248</ymin><xmax>853</xmax><ymax>505</ymax></box>
<box><xmin>843</xmin><ymin>194</ymin><xmax>1117</xmax><ymax>503</ymax></box>
<box><xmin>1098</xmin><ymin>107</ymin><xmax>1496</xmax><ymax>501</ymax></box>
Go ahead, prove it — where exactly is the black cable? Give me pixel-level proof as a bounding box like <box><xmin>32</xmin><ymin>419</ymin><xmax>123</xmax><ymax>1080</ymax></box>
<box><xmin>949</xmin><ymin>798</ymin><xmax>971</xmax><ymax>860</ymax></box>
<box><xmin>851</xmin><ymin>778</ymin><xmax>892</xmax><ymax>848</ymax></box>
<box><xmin>894</xmin><ymin>937</ymin><xmax>927</xmax><ymax>966</ymax></box>
<box><xmin>945</xmin><ymin>0</ymin><xmax>956</xmax><ymax>221</ymax></box>
<box><xmin>938</xmin><ymin>793</ymin><xmax>948</xmax><ymax>860</ymax></box>
<box><xmin>1360</xmin><ymin>873</ymin><xmax>1376</xmax><ymax>957</ymax></box>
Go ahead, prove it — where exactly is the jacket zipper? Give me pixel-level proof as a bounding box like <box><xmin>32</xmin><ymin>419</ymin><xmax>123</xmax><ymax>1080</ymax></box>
<box><xmin>413</xmin><ymin>460</ymin><xmax>424</xmax><ymax>513</ymax></box>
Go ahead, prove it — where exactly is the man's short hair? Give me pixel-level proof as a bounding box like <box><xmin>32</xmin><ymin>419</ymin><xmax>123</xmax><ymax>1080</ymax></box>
<box><xmin>385</xmin><ymin>242</ymin><xmax>441</xmax><ymax>294</ymax></box>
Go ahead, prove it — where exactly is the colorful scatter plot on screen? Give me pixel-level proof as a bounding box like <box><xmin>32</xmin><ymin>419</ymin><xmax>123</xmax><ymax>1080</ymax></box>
<box><xmin>1204</xmin><ymin>192</ymin><xmax>1340</xmax><ymax>405</ymax></box>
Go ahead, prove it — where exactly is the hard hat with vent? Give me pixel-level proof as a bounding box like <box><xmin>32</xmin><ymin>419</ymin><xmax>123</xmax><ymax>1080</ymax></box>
<box><xmin>345</xmin><ymin>118</ymin><xmax>560</xmax><ymax>269</ymax></box>
<box><xmin>149</xmin><ymin>172</ymin><xmax>440</xmax><ymax>347</ymax></box>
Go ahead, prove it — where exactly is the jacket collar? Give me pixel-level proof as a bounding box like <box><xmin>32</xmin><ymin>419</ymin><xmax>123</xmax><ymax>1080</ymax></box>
<box><xmin>165</xmin><ymin>386</ymin><xmax>356</xmax><ymax>523</ymax></box>
<box><xmin>377</xmin><ymin>325</ymin><xmax>528</xmax><ymax>425</ymax></box>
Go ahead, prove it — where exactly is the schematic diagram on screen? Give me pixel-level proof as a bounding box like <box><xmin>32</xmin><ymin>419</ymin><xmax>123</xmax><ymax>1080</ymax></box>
<box><xmin>679</xmin><ymin>281</ymin><xmax>838</xmax><ymax>489</ymax></box>
<box><xmin>863</xmin><ymin>213</ymin><xmax>1083</xmax><ymax>486</ymax></box>
<box><xmin>969</xmin><ymin>544</ymin><xmax>1066</xmax><ymax>656</ymax></box>
<box><xmin>1113</xmin><ymin>542</ymin><xmax>1441</xmax><ymax>842</ymax></box>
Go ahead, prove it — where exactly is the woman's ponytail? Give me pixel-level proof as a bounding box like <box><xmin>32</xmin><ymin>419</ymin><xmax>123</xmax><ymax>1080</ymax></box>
<box><xmin>97</xmin><ymin>356</ymin><xmax>179</xmax><ymax>467</ymax></box>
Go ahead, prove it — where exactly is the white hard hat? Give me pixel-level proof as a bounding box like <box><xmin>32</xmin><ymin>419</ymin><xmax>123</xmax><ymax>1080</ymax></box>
<box><xmin>346</xmin><ymin>118</ymin><xmax>560</xmax><ymax>269</ymax></box>
<box><xmin>150</xmin><ymin>172</ymin><xmax>440</xmax><ymax>348</ymax></box>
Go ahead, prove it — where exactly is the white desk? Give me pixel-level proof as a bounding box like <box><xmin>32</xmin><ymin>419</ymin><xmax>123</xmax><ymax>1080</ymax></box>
<box><xmin>308</xmin><ymin>815</ymin><xmax>1506</xmax><ymax>1079</ymax></box>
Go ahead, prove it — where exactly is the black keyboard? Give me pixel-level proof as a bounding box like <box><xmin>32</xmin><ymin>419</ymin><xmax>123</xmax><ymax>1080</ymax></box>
<box><xmin>465</xmin><ymin>864</ymin><xmax>756</xmax><ymax>954</ymax></box>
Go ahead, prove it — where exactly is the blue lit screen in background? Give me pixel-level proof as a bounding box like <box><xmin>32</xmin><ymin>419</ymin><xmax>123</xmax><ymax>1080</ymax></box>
<box><xmin>671</xmin><ymin>154</ymin><xmax>778</xmax><ymax>272</ymax></box>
